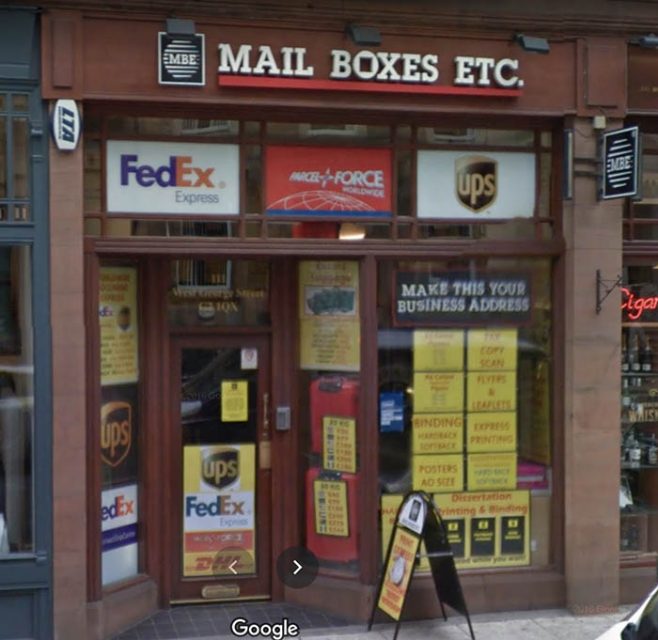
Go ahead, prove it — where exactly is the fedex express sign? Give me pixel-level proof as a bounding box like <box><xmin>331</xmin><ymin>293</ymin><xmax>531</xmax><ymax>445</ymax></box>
<box><xmin>106</xmin><ymin>141</ymin><xmax>239</xmax><ymax>215</ymax></box>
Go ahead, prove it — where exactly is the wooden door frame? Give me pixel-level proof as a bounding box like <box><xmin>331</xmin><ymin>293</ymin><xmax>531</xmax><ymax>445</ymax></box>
<box><xmin>165</xmin><ymin>333</ymin><xmax>272</xmax><ymax>603</ymax></box>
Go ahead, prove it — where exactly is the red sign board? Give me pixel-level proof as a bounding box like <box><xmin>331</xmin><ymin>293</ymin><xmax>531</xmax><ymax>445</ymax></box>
<box><xmin>265</xmin><ymin>146</ymin><xmax>392</xmax><ymax>217</ymax></box>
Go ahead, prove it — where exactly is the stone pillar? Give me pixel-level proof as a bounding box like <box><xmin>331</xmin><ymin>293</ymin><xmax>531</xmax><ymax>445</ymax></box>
<box><xmin>563</xmin><ymin>116</ymin><xmax>622</xmax><ymax>611</ymax></box>
<box><xmin>50</xmin><ymin>124</ymin><xmax>88</xmax><ymax>637</ymax></box>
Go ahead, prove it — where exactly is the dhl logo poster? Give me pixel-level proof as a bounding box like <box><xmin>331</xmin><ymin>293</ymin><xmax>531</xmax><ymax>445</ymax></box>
<box><xmin>182</xmin><ymin>444</ymin><xmax>256</xmax><ymax>577</ymax></box>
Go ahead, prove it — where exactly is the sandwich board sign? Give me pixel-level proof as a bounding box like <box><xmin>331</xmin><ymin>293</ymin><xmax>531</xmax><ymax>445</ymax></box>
<box><xmin>600</xmin><ymin>126</ymin><xmax>639</xmax><ymax>200</ymax></box>
<box><xmin>369</xmin><ymin>491</ymin><xmax>476</xmax><ymax>640</ymax></box>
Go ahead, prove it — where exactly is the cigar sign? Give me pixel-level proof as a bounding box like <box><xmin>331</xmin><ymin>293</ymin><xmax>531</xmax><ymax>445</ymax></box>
<box><xmin>216</xmin><ymin>43</ymin><xmax>524</xmax><ymax>96</ymax></box>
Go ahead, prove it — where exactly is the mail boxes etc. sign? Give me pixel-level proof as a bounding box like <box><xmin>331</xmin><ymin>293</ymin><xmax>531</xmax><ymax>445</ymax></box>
<box><xmin>394</xmin><ymin>271</ymin><xmax>532</xmax><ymax>326</ymax></box>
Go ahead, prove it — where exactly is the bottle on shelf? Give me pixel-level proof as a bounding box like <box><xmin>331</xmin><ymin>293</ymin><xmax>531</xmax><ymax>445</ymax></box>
<box><xmin>622</xmin><ymin>330</ymin><xmax>629</xmax><ymax>373</ymax></box>
<box><xmin>648</xmin><ymin>433</ymin><xmax>658</xmax><ymax>466</ymax></box>
<box><xmin>624</xmin><ymin>430</ymin><xmax>643</xmax><ymax>468</ymax></box>
<box><xmin>630</xmin><ymin>332</ymin><xmax>641</xmax><ymax>373</ymax></box>
<box><xmin>641</xmin><ymin>336</ymin><xmax>653</xmax><ymax>373</ymax></box>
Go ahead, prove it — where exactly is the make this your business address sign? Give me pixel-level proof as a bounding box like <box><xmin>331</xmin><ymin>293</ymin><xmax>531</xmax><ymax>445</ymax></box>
<box><xmin>394</xmin><ymin>271</ymin><xmax>532</xmax><ymax>326</ymax></box>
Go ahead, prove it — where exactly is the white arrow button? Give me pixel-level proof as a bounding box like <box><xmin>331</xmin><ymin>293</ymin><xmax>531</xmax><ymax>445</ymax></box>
<box><xmin>229</xmin><ymin>560</ymin><xmax>238</xmax><ymax>575</ymax></box>
<box><xmin>292</xmin><ymin>560</ymin><xmax>303</xmax><ymax>575</ymax></box>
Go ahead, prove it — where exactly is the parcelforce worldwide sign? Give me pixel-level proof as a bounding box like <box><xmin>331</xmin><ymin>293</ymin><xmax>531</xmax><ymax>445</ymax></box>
<box><xmin>215</xmin><ymin>43</ymin><xmax>524</xmax><ymax>97</ymax></box>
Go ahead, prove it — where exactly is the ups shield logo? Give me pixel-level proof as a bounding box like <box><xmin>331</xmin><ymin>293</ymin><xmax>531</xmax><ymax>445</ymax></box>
<box><xmin>202</xmin><ymin>449</ymin><xmax>239</xmax><ymax>490</ymax></box>
<box><xmin>455</xmin><ymin>155</ymin><xmax>497</xmax><ymax>212</ymax></box>
<box><xmin>100</xmin><ymin>402</ymin><xmax>132</xmax><ymax>468</ymax></box>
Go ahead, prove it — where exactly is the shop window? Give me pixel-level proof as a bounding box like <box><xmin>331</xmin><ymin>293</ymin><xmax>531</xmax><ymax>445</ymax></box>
<box><xmin>168</xmin><ymin>259</ymin><xmax>270</xmax><ymax>327</ymax></box>
<box><xmin>418</xmin><ymin>127</ymin><xmax>535</xmax><ymax>148</ymax></box>
<box><xmin>0</xmin><ymin>94</ymin><xmax>31</xmax><ymax>222</ymax></box>
<box><xmin>99</xmin><ymin>264</ymin><xmax>141</xmax><ymax>586</ymax></box>
<box><xmin>620</xmin><ymin>265</ymin><xmax>658</xmax><ymax>558</ymax></box>
<box><xmin>299</xmin><ymin>260</ymin><xmax>361</xmax><ymax>576</ymax></box>
<box><xmin>106</xmin><ymin>116</ymin><xmax>239</xmax><ymax>138</ymax></box>
<box><xmin>377</xmin><ymin>258</ymin><xmax>552</xmax><ymax>570</ymax></box>
<box><xmin>0</xmin><ymin>245</ymin><xmax>34</xmax><ymax>554</ymax></box>
<box><xmin>626</xmin><ymin>133</ymin><xmax>658</xmax><ymax>239</ymax></box>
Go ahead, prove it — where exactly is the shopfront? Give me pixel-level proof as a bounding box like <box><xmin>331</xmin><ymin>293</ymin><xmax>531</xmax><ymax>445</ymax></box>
<box><xmin>618</xmin><ymin>45</ymin><xmax>658</xmax><ymax>602</ymax></box>
<box><xmin>41</xmin><ymin>6</ymin><xmax>629</xmax><ymax>638</ymax></box>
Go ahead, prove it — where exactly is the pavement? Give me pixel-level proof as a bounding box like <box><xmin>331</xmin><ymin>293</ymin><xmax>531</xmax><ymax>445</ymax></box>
<box><xmin>136</xmin><ymin>606</ymin><xmax>635</xmax><ymax>640</ymax></box>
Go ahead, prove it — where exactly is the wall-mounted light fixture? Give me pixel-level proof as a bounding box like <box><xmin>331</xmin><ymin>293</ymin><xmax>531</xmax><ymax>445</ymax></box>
<box><xmin>513</xmin><ymin>33</ymin><xmax>550</xmax><ymax>54</ymax></box>
<box><xmin>631</xmin><ymin>33</ymin><xmax>658</xmax><ymax>48</ymax></box>
<box><xmin>345</xmin><ymin>23</ymin><xmax>382</xmax><ymax>47</ymax></box>
<box><xmin>165</xmin><ymin>18</ymin><xmax>196</xmax><ymax>36</ymax></box>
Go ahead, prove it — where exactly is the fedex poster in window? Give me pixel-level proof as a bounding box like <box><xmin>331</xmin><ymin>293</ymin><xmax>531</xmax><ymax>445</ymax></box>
<box><xmin>265</xmin><ymin>146</ymin><xmax>392</xmax><ymax>217</ymax></box>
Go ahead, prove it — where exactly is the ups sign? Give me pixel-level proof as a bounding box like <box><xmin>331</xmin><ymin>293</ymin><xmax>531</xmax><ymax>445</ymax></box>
<box><xmin>202</xmin><ymin>449</ymin><xmax>239</xmax><ymax>490</ymax></box>
<box><xmin>455</xmin><ymin>155</ymin><xmax>497</xmax><ymax>212</ymax></box>
<box><xmin>101</xmin><ymin>401</ymin><xmax>132</xmax><ymax>468</ymax></box>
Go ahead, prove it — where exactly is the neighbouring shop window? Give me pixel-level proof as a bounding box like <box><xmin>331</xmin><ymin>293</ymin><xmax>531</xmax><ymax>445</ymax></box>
<box><xmin>0</xmin><ymin>92</ymin><xmax>31</xmax><ymax>222</ymax></box>
<box><xmin>620</xmin><ymin>264</ymin><xmax>658</xmax><ymax>557</ymax></box>
<box><xmin>378</xmin><ymin>258</ymin><xmax>552</xmax><ymax>570</ymax></box>
<box><xmin>626</xmin><ymin>133</ymin><xmax>658</xmax><ymax>240</ymax></box>
<box><xmin>299</xmin><ymin>260</ymin><xmax>361</xmax><ymax>575</ymax></box>
<box><xmin>99</xmin><ymin>264</ymin><xmax>141</xmax><ymax>585</ymax></box>
<box><xmin>0</xmin><ymin>245</ymin><xmax>33</xmax><ymax>554</ymax></box>
<box><xmin>168</xmin><ymin>259</ymin><xmax>270</xmax><ymax>327</ymax></box>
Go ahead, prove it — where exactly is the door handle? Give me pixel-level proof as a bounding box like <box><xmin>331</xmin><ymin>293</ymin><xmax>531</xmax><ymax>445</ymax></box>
<box><xmin>260</xmin><ymin>392</ymin><xmax>272</xmax><ymax>470</ymax></box>
<box><xmin>262</xmin><ymin>392</ymin><xmax>270</xmax><ymax>439</ymax></box>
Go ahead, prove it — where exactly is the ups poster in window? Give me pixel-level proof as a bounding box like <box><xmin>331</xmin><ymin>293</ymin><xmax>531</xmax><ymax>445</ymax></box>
<box><xmin>101</xmin><ymin>383</ymin><xmax>139</xmax><ymax>488</ymax></box>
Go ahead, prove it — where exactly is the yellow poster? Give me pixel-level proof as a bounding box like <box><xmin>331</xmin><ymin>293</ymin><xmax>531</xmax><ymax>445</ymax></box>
<box><xmin>299</xmin><ymin>261</ymin><xmax>359</xmax><ymax>317</ymax></box>
<box><xmin>467</xmin><ymin>371</ymin><xmax>516</xmax><ymax>412</ymax></box>
<box><xmin>381</xmin><ymin>494</ymin><xmax>429</xmax><ymax>571</ymax></box>
<box><xmin>300</xmin><ymin>317</ymin><xmax>360</xmax><ymax>372</ymax></box>
<box><xmin>221</xmin><ymin>380</ymin><xmax>248</xmax><ymax>422</ymax></box>
<box><xmin>412</xmin><ymin>413</ymin><xmax>464</xmax><ymax>454</ymax></box>
<box><xmin>434</xmin><ymin>490</ymin><xmax>530</xmax><ymax>569</ymax></box>
<box><xmin>413</xmin><ymin>330</ymin><xmax>464</xmax><ymax>371</ymax></box>
<box><xmin>413</xmin><ymin>372</ymin><xmax>464</xmax><ymax>413</ymax></box>
<box><xmin>322</xmin><ymin>416</ymin><xmax>357</xmax><ymax>473</ymax></box>
<box><xmin>99</xmin><ymin>266</ymin><xmax>139</xmax><ymax>386</ymax></box>
<box><xmin>467</xmin><ymin>412</ymin><xmax>517</xmax><ymax>452</ymax></box>
<box><xmin>467</xmin><ymin>329</ymin><xmax>517</xmax><ymax>371</ymax></box>
<box><xmin>314</xmin><ymin>480</ymin><xmax>349</xmax><ymax>537</ymax></box>
<box><xmin>412</xmin><ymin>453</ymin><xmax>464</xmax><ymax>493</ymax></box>
<box><xmin>182</xmin><ymin>444</ymin><xmax>256</xmax><ymax>577</ymax></box>
<box><xmin>467</xmin><ymin>452</ymin><xmax>517</xmax><ymax>490</ymax></box>
<box><xmin>377</xmin><ymin>527</ymin><xmax>421</xmax><ymax>621</ymax></box>
<box><xmin>299</xmin><ymin>261</ymin><xmax>360</xmax><ymax>372</ymax></box>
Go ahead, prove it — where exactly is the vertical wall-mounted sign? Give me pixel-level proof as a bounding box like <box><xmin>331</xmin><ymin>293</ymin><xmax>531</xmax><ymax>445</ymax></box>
<box><xmin>50</xmin><ymin>99</ymin><xmax>81</xmax><ymax>151</ymax></box>
<box><xmin>600</xmin><ymin>126</ymin><xmax>639</xmax><ymax>200</ymax></box>
<box><xmin>158</xmin><ymin>32</ymin><xmax>206</xmax><ymax>86</ymax></box>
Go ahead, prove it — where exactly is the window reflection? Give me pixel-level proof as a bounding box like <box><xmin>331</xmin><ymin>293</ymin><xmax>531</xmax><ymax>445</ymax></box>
<box><xmin>0</xmin><ymin>246</ymin><xmax>33</xmax><ymax>554</ymax></box>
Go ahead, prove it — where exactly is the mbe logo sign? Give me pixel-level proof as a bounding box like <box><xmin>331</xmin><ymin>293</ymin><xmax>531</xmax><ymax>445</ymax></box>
<box><xmin>158</xmin><ymin>33</ymin><xmax>205</xmax><ymax>86</ymax></box>
<box><xmin>600</xmin><ymin>126</ymin><xmax>639</xmax><ymax>200</ymax></box>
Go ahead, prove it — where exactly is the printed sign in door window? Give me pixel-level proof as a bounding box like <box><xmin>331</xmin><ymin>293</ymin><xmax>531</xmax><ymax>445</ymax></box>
<box><xmin>183</xmin><ymin>444</ymin><xmax>256</xmax><ymax>577</ymax></box>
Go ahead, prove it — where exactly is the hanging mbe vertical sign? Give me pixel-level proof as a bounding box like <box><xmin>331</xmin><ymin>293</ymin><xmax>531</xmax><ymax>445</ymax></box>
<box><xmin>600</xmin><ymin>126</ymin><xmax>639</xmax><ymax>200</ymax></box>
